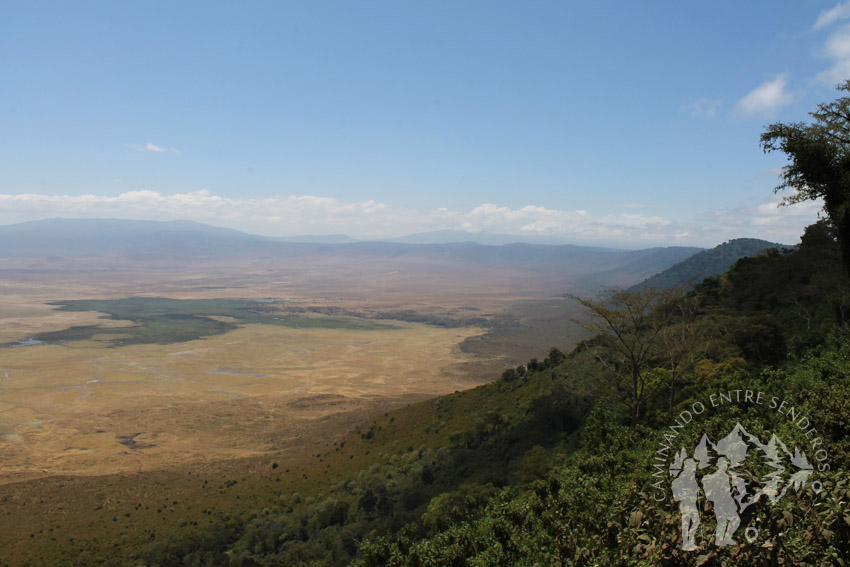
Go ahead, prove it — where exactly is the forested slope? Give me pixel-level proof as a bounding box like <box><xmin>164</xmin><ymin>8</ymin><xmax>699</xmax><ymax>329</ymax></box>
<box><xmin>351</xmin><ymin>220</ymin><xmax>850</xmax><ymax>567</ymax></box>
<box><xmin>630</xmin><ymin>237</ymin><xmax>785</xmax><ymax>291</ymax></box>
<box><xmin>129</xmin><ymin>219</ymin><xmax>850</xmax><ymax>567</ymax></box>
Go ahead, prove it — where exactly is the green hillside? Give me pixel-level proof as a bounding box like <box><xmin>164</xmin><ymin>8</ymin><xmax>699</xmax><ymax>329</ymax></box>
<box><xmin>630</xmin><ymin>237</ymin><xmax>786</xmax><ymax>291</ymax></box>
<box><xmin>349</xmin><ymin>222</ymin><xmax>850</xmax><ymax>567</ymax></box>
<box><xmin>117</xmin><ymin>220</ymin><xmax>850</xmax><ymax>567</ymax></box>
<box><xmin>139</xmin><ymin>345</ymin><xmax>594</xmax><ymax>567</ymax></box>
<box><xmin>573</xmin><ymin>245</ymin><xmax>705</xmax><ymax>290</ymax></box>
<box><xmin>18</xmin><ymin>220</ymin><xmax>848</xmax><ymax>566</ymax></box>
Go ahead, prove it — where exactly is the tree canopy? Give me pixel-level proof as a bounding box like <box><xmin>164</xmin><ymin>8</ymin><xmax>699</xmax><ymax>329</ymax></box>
<box><xmin>761</xmin><ymin>80</ymin><xmax>850</xmax><ymax>279</ymax></box>
<box><xmin>566</xmin><ymin>286</ymin><xmax>699</xmax><ymax>425</ymax></box>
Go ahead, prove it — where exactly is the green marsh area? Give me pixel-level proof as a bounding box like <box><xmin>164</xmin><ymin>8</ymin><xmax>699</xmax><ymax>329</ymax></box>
<box><xmin>36</xmin><ymin>297</ymin><xmax>394</xmax><ymax>347</ymax></box>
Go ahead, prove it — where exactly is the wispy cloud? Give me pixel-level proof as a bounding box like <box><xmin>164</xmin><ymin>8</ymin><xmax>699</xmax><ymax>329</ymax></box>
<box><xmin>136</xmin><ymin>142</ymin><xmax>180</xmax><ymax>154</ymax></box>
<box><xmin>813</xmin><ymin>2</ymin><xmax>850</xmax><ymax>30</ymax></box>
<box><xmin>144</xmin><ymin>142</ymin><xmax>166</xmax><ymax>153</ymax></box>
<box><xmin>816</xmin><ymin>22</ymin><xmax>850</xmax><ymax>85</ymax></box>
<box><xmin>701</xmin><ymin>195</ymin><xmax>822</xmax><ymax>244</ymax></box>
<box><xmin>734</xmin><ymin>74</ymin><xmax>794</xmax><ymax>117</ymax></box>
<box><xmin>686</xmin><ymin>97</ymin><xmax>723</xmax><ymax>118</ymax></box>
<box><xmin>0</xmin><ymin>190</ymin><xmax>822</xmax><ymax>247</ymax></box>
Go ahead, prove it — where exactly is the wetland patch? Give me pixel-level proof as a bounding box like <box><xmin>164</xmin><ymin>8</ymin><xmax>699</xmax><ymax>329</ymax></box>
<box><xmin>33</xmin><ymin>297</ymin><xmax>395</xmax><ymax>347</ymax></box>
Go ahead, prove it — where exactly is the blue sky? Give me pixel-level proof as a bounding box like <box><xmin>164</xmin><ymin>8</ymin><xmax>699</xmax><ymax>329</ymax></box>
<box><xmin>1</xmin><ymin>1</ymin><xmax>847</xmax><ymax>246</ymax></box>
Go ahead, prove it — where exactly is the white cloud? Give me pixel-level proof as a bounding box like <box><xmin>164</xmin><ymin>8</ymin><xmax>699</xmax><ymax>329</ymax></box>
<box><xmin>816</xmin><ymin>22</ymin><xmax>850</xmax><ymax>85</ymax></box>
<box><xmin>0</xmin><ymin>189</ymin><xmax>823</xmax><ymax>247</ymax></box>
<box><xmin>814</xmin><ymin>2</ymin><xmax>850</xmax><ymax>30</ymax></box>
<box><xmin>699</xmin><ymin>194</ymin><xmax>823</xmax><ymax>244</ymax></box>
<box><xmin>136</xmin><ymin>142</ymin><xmax>180</xmax><ymax>154</ymax></box>
<box><xmin>687</xmin><ymin>97</ymin><xmax>723</xmax><ymax>118</ymax></box>
<box><xmin>144</xmin><ymin>143</ymin><xmax>166</xmax><ymax>153</ymax></box>
<box><xmin>734</xmin><ymin>74</ymin><xmax>794</xmax><ymax>117</ymax></box>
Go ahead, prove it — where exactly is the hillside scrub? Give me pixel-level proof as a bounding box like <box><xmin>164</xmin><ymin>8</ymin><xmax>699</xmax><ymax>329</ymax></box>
<box><xmin>129</xmin><ymin>218</ymin><xmax>850</xmax><ymax>567</ymax></box>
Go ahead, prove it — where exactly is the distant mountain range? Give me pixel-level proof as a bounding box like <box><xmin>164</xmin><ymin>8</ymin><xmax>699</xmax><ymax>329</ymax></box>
<box><xmin>0</xmin><ymin>218</ymin><xmax>706</xmax><ymax>290</ymax></box>
<box><xmin>629</xmin><ymin>238</ymin><xmax>788</xmax><ymax>291</ymax></box>
<box><xmin>380</xmin><ymin>230</ymin><xmax>611</xmax><ymax>246</ymax></box>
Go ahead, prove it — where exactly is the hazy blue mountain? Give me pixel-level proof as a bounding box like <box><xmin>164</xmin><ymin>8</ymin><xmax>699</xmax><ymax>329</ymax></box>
<box><xmin>382</xmin><ymin>230</ymin><xmax>602</xmax><ymax>246</ymax></box>
<box><xmin>575</xmin><ymin>245</ymin><xmax>706</xmax><ymax>289</ymax></box>
<box><xmin>0</xmin><ymin>218</ymin><xmax>702</xmax><ymax>288</ymax></box>
<box><xmin>274</xmin><ymin>234</ymin><xmax>357</xmax><ymax>243</ymax></box>
<box><xmin>629</xmin><ymin>238</ymin><xmax>788</xmax><ymax>291</ymax></box>
<box><xmin>0</xmin><ymin>218</ymin><xmax>275</xmax><ymax>258</ymax></box>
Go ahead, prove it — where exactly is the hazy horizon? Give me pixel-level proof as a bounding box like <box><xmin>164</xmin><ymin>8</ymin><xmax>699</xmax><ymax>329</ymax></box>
<box><xmin>0</xmin><ymin>216</ymin><xmax>799</xmax><ymax>250</ymax></box>
<box><xmin>2</xmin><ymin>2</ymin><xmax>843</xmax><ymax>247</ymax></box>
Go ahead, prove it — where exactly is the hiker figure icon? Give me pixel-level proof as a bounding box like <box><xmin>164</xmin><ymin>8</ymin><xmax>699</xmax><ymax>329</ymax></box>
<box><xmin>671</xmin><ymin>457</ymin><xmax>701</xmax><ymax>551</ymax></box>
<box><xmin>701</xmin><ymin>457</ymin><xmax>742</xmax><ymax>546</ymax></box>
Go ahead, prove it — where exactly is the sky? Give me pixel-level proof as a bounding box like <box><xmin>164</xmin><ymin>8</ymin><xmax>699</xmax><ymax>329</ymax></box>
<box><xmin>1</xmin><ymin>1</ymin><xmax>848</xmax><ymax>247</ymax></box>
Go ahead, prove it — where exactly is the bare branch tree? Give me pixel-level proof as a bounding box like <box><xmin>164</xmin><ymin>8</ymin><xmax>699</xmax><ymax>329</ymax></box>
<box><xmin>566</xmin><ymin>286</ymin><xmax>692</xmax><ymax>425</ymax></box>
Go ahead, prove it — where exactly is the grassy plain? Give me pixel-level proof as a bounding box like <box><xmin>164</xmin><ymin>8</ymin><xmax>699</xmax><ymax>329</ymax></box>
<box><xmin>0</xmin><ymin>322</ymin><xmax>481</xmax><ymax>484</ymax></box>
<box><xmin>0</xmin><ymin>255</ymin><xmax>587</xmax><ymax>565</ymax></box>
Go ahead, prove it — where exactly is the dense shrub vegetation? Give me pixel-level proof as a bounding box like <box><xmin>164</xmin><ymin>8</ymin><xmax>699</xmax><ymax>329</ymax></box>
<box><xmin>136</xmin><ymin>219</ymin><xmax>850</xmax><ymax>566</ymax></box>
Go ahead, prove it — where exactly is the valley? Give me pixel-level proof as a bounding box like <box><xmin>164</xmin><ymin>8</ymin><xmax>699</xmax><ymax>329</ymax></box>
<box><xmin>0</xmin><ymin>221</ymin><xmax>702</xmax><ymax>565</ymax></box>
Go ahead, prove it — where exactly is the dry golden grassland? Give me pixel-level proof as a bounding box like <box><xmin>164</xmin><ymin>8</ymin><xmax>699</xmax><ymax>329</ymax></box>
<box><xmin>0</xmin><ymin>302</ymin><xmax>483</xmax><ymax>484</ymax></box>
<box><xmin>0</xmin><ymin>257</ymin><xmax>574</xmax><ymax>481</ymax></box>
<box><xmin>0</xmin><ymin>257</ymin><xmax>581</xmax><ymax>564</ymax></box>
